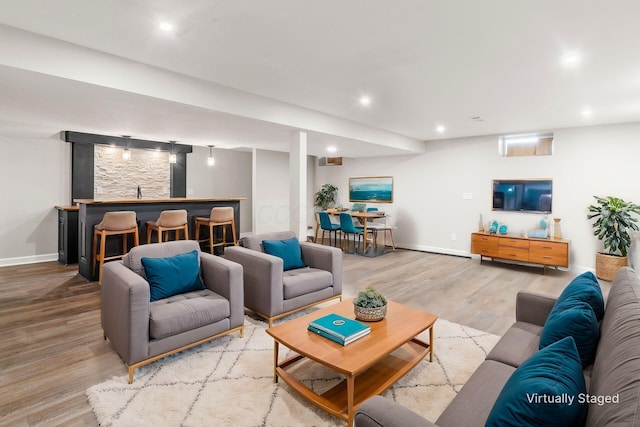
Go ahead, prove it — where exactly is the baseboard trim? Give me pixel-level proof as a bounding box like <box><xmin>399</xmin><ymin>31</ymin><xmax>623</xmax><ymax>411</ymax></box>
<box><xmin>397</xmin><ymin>244</ymin><xmax>470</xmax><ymax>258</ymax></box>
<box><xmin>0</xmin><ymin>253</ymin><xmax>58</xmax><ymax>267</ymax></box>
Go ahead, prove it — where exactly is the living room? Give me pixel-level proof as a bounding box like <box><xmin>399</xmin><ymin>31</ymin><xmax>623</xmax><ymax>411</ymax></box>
<box><xmin>2</xmin><ymin>2</ymin><xmax>640</xmax><ymax>426</ymax></box>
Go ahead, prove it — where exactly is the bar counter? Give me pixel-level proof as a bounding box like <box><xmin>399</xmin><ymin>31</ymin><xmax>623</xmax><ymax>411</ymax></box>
<box><xmin>55</xmin><ymin>205</ymin><xmax>79</xmax><ymax>265</ymax></box>
<box><xmin>75</xmin><ymin>197</ymin><xmax>245</xmax><ymax>281</ymax></box>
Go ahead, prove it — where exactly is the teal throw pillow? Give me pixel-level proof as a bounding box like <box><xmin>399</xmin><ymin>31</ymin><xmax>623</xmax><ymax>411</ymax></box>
<box><xmin>539</xmin><ymin>299</ymin><xmax>599</xmax><ymax>367</ymax></box>
<box><xmin>262</xmin><ymin>237</ymin><xmax>307</xmax><ymax>271</ymax></box>
<box><xmin>486</xmin><ymin>336</ymin><xmax>587</xmax><ymax>427</ymax></box>
<box><xmin>141</xmin><ymin>250</ymin><xmax>204</xmax><ymax>302</ymax></box>
<box><xmin>554</xmin><ymin>271</ymin><xmax>604</xmax><ymax>320</ymax></box>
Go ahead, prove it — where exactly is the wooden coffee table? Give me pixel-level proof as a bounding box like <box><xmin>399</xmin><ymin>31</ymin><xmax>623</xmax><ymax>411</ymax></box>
<box><xmin>266</xmin><ymin>299</ymin><xmax>437</xmax><ymax>426</ymax></box>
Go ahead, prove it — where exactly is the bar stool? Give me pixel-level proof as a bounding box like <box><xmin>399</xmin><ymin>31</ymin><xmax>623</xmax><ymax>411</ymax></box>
<box><xmin>195</xmin><ymin>207</ymin><xmax>238</xmax><ymax>254</ymax></box>
<box><xmin>146</xmin><ymin>209</ymin><xmax>189</xmax><ymax>244</ymax></box>
<box><xmin>93</xmin><ymin>211</ymin><xmax>139</xmax><ymax>283</ymax></box>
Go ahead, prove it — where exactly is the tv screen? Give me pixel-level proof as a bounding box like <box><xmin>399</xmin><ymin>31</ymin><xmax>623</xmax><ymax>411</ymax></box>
<box><xmin>492</xmin><ymin>179</ymin><xmax>552</xmax><ymax>213</ymax></box>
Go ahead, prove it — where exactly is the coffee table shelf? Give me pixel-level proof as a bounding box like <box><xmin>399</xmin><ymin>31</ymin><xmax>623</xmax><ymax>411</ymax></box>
<box><xmin>267</xmin><ymin>299</ymin><xmax>436</xmax><ymax>426</ymax></box>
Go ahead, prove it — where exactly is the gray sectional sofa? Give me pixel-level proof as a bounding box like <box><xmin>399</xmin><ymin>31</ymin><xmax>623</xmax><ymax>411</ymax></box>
<box><xmin>355</xmin><ymin>267</ymin><xmax>640</xmax><ymax>426</ymax></box>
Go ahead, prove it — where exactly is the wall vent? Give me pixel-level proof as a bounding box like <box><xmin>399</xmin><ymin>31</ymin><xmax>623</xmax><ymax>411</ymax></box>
<box><xmin>318</xmin><ymin>157</ymin><xmax>343</xmax><ymax>166</ymax></box>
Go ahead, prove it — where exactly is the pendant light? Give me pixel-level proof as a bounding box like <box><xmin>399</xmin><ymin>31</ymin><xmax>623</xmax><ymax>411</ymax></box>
<box><xmin>207</xmin><ymin>145</ymin><xmax>215</xmax><ymax>167</ymax></box>
<box><xmin>122</xmin><ymin>135</ymin><xmax>131</xmax><ymax>160</ymax></box>
<box><xmin>169</xmin><ymin>141</ymin><xmax>177</xmax><ymax>164</ymax></box>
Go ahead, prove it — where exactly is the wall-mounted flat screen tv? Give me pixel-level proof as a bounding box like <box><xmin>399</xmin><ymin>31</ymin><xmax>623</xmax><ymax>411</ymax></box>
<box><xmin>492</xmin><ymin>179</ymin><xmax>552</xmax><ymax>213</ymax></box>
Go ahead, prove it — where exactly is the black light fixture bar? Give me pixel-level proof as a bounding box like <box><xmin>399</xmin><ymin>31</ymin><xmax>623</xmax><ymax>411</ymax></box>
<box><xmin>61</xmin><ymin>131</ymin><xmax>193</xmax><ymax>153</ymax></box>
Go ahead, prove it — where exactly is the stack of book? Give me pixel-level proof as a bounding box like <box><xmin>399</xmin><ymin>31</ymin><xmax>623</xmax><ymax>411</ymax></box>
<box><xmin>308</xmin><ymin>313</ymin><xmax>371</xmax><ymax>345</ymax></box>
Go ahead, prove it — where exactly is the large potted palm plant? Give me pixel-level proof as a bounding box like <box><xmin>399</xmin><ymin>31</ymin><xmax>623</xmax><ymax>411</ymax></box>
<box><xmin>587</xmin><ymin>195</ymin><xmax>640</xmax><ymax>281</ymax></box>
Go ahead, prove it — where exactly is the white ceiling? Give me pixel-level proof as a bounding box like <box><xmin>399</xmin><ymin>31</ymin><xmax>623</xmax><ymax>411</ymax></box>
<box><xmin>0</xmin><ymin>0</ymin><xmax>639</xmax><ymax>157</ymax></box>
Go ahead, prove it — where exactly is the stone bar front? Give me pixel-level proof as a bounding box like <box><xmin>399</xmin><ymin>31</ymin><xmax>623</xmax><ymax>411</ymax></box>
<box><xmin>75</xmin><ymin>198</ymin><xmax>245</xmax><ymax>281</ymax></box>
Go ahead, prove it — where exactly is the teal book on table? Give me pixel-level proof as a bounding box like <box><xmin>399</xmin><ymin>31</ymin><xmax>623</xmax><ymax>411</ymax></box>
<box><xmin>308</xmin><ymin>313</ymin><xmax>370</xmax><ymax>341</ymax></box>
<box><xmin>307</xmin><ymin>325</ymin><xmax>371</xmax><ymax>345</ymax></box>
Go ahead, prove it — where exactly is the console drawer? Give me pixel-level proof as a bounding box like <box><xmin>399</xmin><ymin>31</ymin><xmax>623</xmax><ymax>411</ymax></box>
<box><xmin>530</xmin><ymin>241</ymin><xmax>569</xmax><ymax>267</ymax></box>
<box><xmin>499</xmin><ymin>238</ymin><xmax>530</xmax><ymax>249</ymax></box>
<box><xmin>471</xmin><ymin>234</ymin><xmax>499</xmax><ymax>256</ymax></box>
<box><xmin>498</xmin><ymin>246</ymin><xmax>530</xmax><ymax>262</ymax></box>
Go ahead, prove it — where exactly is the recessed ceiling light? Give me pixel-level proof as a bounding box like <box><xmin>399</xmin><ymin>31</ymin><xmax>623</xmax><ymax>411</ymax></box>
<box><xmin>582</xmin><ymin>108</ymin><xmax>593</xmax><ymax>118</ymax></box>
<box><xmin>436</xmin><ymin>125</ymin><xmax>446</xmax><ymax>133</ymax></box>
<box><xmin>327</xmin><ymin>146</ymin><xmax>337</xmax><ymax>153</ymax></box>
<box><xmin>562</xmin><ymin>53</ymin><xmax>581</xmax><ymax>67</ymax></box>
<box><xmin>359</xmin><ymin>95</ymin><xmax>372</xmax><ymax>107</ymax></box>
<box><xmin>159</xmin><ymin>21</ymin><xmax>174</xmax><ymax>32</ymax></box>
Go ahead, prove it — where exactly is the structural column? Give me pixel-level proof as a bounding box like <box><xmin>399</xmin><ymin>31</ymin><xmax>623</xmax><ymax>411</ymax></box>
<box><xmin>290</xmin><ymin>130</ymin><xmax>308</xmax><ymax>239</ymax></box>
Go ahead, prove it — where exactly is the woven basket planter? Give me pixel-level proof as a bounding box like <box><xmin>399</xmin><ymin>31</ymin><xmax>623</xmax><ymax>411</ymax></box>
<box><xmin>354</xmin><ymin>304</ymin><xmax>387</xmax><ymax>322</ymax></box>
<box><xmin>595</xmin><ymin>252</ymin><xmax>628</xmax><ymax>282</ymax></box>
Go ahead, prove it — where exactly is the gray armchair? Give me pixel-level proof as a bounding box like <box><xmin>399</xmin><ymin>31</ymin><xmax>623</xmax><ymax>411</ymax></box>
<box><xmin>101</xmin><ymin>240</ymin><xmax>244</xmax><ymax>383</ymax></box>
<box><xmin>225</xmin><ymin>231</ymin><xmax>342</xmax><ymax>326</ymax></box>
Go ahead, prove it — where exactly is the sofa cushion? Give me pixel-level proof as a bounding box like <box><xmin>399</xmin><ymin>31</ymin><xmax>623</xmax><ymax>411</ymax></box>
<box><xmin>539</xmin><ymin>300</ymin><xmax>599</xmax><ymax>367</ymax></box>
<box><xmin>555</xmin><ymin>271</ymin><xmax>604</xmax><ymax>320</ymax></box>
<box><xmin>283</xmin><ymin>267</ymin><xmax>333</xmax><ymax>299</ymax></box>
<box><xmin>149</xmin><ymin>289</ymin><xmax>230</xmax><ymax>339</ymax></box>
<box><xmin>486</xmin><ymin>336</ymin><xmax>587</xmax><ymax>427</ymax></box>
<box><xmin>486</xmin><ymin>321</ymin><xmax>542</xmax><ymax>368</ymax></box>
<box><xmin>123</xmin><ymin>240</ymin><xmax>201</xmax><ymax>278</ymax></box>
<box><xmin>239</xmin><ymin>231</ymin><xmax>296</xmax><ymax>252</ymax></box>
<box><xmin>435</xmin><ymin>360</ymin><xmax>515</xmax><ymax>427</ymax></box>
<box><xmin>141</xmin><ymin>250</ymin><xmax>205</xmax><ymax>301</ymax></box>
<box><xmin>262</xmin><ymin>237</ymin><xmax>307</xmax><ymax>271</ymax></box>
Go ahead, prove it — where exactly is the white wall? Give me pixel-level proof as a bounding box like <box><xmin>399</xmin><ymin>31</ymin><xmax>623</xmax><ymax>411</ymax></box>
<box><xmin>253</xmin><ymin>149</ymin><xmax>290</xmax><ymax>234</ymax></box>
<box><xmin>0</xmin><ymin>136</ymin><xmax>70</xmax><ymax>265</ymax></box>
<box><xmin>249</xmin><ymin>148</ymin><xmax>316</xmax><ymax>238</ymax></box>
<box><xmin>186</xmin><ymin>146</ymin><xmax>252</xmax><ymax>234</ymax></box>
<box><xmin>306</xmin><ymin>156</ymin><xmax>317</xmax><ymax>239</ymax></box>
<box><xmin>315</xmin><ymin>122</ymin><xmax>640</xmax><ymax>272</ymax></box>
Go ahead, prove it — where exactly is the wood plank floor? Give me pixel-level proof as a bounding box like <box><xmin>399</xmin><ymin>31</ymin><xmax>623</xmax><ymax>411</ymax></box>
<box><xmin>0</xmin><ymin>249</ymin><xmax>609</xmax><ymax>426</ymax></box>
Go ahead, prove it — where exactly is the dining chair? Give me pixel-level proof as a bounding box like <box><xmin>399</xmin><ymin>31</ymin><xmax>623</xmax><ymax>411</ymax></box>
<box><xmin>364</xmin><ymin>206</ymin><xmax>395</xmax><ymax>250</ymax></box>
<box><xmin>318</xmin><ymin>211</ymin><xmax>341</xmax><ymax>247</ymax></box>
<box><xmin>339</xmin><ymin>212</ymin><xmax>375</xmax><ymax>254</ymax></box>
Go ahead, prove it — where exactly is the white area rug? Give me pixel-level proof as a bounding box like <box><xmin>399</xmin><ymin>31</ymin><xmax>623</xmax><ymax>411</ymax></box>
<box><xmin>87</xmin><ymin>316</ymin><xmax>499</xmax><ymax>426</ymax></box>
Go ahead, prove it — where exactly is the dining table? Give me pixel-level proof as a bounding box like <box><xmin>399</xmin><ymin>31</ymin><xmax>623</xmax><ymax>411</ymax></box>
<box><xmin>323</xmin><ymin>209</ymin><xmax>387</xmax><ymax>254</ymax></box>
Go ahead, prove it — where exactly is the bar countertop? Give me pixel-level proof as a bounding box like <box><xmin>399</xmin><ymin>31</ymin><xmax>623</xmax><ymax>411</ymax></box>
<box><xmin>74</xmin><ymin>197</ymin><xmax>246</xmax><ymax>205</ymax></box>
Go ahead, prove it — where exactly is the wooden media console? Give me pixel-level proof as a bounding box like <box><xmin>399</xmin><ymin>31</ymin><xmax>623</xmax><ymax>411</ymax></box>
<box><xmin>471</xmin><ymin>232</ymin><xmax>569</xmax><ymax>270</ymax></box>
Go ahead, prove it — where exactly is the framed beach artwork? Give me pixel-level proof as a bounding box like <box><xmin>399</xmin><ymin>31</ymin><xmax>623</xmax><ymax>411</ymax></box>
<box><xmin>349</xmin><ymin>176</ymin><xmax>393</xmax><ymax>203</ymax></box>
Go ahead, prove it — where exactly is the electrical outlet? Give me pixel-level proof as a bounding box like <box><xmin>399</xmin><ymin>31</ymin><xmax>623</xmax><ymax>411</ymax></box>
<box><xmin>463</xmin><ymin>192</ymin><xmax>473</xmax><ymax>200</ymax></box>
<box><xmin>451</xmin><ymin>233</ymin><xmax>457</xmax><ymax>241</ymax></box>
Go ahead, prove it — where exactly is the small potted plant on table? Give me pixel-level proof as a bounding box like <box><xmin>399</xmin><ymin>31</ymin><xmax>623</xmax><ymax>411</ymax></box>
<box><xmin>353</xmin><ymin>286</ymin><xmax>388</xmax><ymax>321</ymax></box>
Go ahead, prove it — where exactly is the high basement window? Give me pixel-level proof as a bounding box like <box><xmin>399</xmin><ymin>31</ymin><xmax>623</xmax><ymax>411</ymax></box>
<box><xmin>499</xmin><ymin>133</ymin><xmax>554</xmax><ymax>157</ymax></box>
